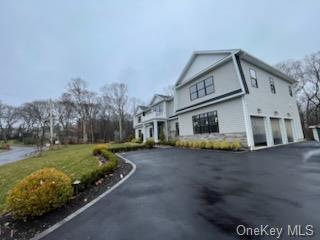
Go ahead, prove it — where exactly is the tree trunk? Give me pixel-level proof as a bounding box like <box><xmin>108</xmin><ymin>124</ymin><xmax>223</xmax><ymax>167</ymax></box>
<box><xmin>119</xmin><ymin>115</ymin><xmax>123</xmax><ymax>142</ymax></box>
<box><xmin>83</xmin><ymin>119</ymin><xmax>88</xmax><ymax>143</ymax></box>
<box><xmin>90</xmin><ymin>119</ymin><xmax>94</xmax><ymax>144</ymax></box>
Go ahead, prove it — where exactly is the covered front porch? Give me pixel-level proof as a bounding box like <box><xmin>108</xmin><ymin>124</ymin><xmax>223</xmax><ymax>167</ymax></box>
<box><xmin>136</xmin><ymin>120</ymin><xmax>168</xmax><ymax>143</ymax></box>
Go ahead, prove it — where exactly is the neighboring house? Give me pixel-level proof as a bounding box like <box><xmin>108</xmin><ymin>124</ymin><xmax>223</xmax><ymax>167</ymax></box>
<box><xmin>133</xmin><ymin>49</ymin><xmax>304</xmax><ymax>150</ymax></box>
<box><xmin>309</xmin><ymin>125</ymin><xmax>320</xmax><ymax>142</ymax></box>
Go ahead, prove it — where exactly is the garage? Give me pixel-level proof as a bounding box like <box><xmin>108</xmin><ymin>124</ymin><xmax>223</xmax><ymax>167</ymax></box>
<box><xmin>270</xmin><ymin>118</ymin><xmax>283</xmax><ymax>145</ymax></box>
<box><xmin>251</xmin><ymin>116</ymin><xmax>267</xmax><ymax>147</ymax></box>
<box><xmin>285</xmin><ymin>119</ymin><xmax>294</xmax><ymax>143</ymax></box>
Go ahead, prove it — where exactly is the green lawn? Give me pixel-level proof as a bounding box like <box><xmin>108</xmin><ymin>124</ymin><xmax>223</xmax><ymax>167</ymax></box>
<box><xmin>0</xmin><ymin>144</ymin><xmax>98</xmax><ymax>214</ymax></box>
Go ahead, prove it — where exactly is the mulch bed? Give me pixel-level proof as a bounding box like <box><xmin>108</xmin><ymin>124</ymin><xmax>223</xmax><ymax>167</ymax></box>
<box><xmin>0</xmin><ymin>157</ymin><xmax>133</xmax><ymax>240</ymax></box>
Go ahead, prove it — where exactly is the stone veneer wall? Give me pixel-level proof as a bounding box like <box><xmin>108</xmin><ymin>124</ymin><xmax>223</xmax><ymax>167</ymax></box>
<box><xmin>179</xmin><ymin>132</ymin><xmax>248</xmax><ymax>148</ymax></box>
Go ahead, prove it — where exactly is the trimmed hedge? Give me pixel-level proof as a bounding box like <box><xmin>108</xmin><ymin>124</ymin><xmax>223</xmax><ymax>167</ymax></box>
<box><xmin>145</xmin><ymin>139</ymin><xmax>155</xmax><ymax>149</ymax></box>
<box><xmin>159</xmin><ymin>139</ymin><xmax>177</xmax><ymax>146</ymax></box>
<box><xmin>81</xmin><ymin>149</ymin><xmax>118</xmax><ymax>187</ymax></box>
<box><xmin>175</xmin><ymin>140</ymin><xmax>241</xmax><ymax>151</ymax></box>
<box><xmin>92</xmin><ymin>144</ymin><xmax>107</xmax><ymax>155</ymax></box>
<box><xmin>6</xmin><ymin>168</ymin><xmax>73</xmax><ymax>219</ymax></box>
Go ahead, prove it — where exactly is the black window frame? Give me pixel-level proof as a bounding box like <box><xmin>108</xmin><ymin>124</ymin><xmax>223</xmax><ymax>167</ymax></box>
<box><xmin>269</xmin><ymin>77</ymin><xmax>276</xmax><ymax>94</ymax></box>
<box><xmin>192</xmin><ymin>110</ymin><xmax>219</xmax><ymax>134</ymax></box>
<box><xmin>249</xmin><ymin>68</ymin><xmax>258</xmax><ymax>88</ymax></box>
<box><xmin>138</xmin><ymin>116</ymin><xmax>142</xmax><ymax>123</ymax></box>
<box><xmin>175</xmin><ymin>122</ymin><xmax>179</xmax><ymax>136</ymax></box>
<box><xmin>189</xmin><ymin>76</ymin><xmax>214</xmax><ymax>101</ymax></box>
<box><xmin>288</xmin><ymin>85</ymin><xmax>293</xmax><ymax>97</ymax></box>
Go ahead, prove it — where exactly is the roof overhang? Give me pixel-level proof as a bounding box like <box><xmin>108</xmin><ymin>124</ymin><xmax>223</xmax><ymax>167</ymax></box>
<box><xmin>175</xmin><ymin>49</ymin><xmax>240</xmax><ymax>87</ymax></box>
<box><xmin>236</xmin><ymin>50</ymin><xmax>297</xmax><ymax>84</ymax></box>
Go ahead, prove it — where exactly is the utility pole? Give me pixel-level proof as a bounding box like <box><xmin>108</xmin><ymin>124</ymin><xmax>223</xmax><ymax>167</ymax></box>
<box><xmin>49</xmin><ymin>99</ymin><xmax>54</xmax><ymax>145</ymax></box>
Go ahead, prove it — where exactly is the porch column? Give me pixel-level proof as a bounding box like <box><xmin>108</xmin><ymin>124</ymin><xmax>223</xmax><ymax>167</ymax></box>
<box><xmin>153</xmin><ymin>120</ymin><xmax>158</xmax><ymax>143</ymax></box>
<box><xmin>165</xmin><ymin>120</ymin><xmax>169</xmax><ymax>141</ymax></box>
<box><xmin>143</xmin><ymin>124</ymin><xmax>147</xmax><ymax>143</ymax></box>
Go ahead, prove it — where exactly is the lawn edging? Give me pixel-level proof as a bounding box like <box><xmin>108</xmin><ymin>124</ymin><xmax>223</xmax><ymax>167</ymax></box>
<box><xmin>31</xmin><ymin>154</ymin><xmax>136</xmax><ymax>240</ymax></box>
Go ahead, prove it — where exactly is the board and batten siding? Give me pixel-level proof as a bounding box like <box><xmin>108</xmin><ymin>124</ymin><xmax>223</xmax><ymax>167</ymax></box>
<box><xmin>176</xmin><ymin>60</ymin><xmax>242</xmax><ymax>111</ymax></box>
<box><xmin>240</xmin><ymin>59</ymin><xmax>304</xmax><ymax>141</ymax></box>
<box><xmin>178</xmin><ymin>97</ymin><xmax>246</xmax><ymax>136</ymax></box>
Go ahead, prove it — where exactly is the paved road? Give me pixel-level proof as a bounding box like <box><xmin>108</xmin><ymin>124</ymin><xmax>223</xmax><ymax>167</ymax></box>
<box><xmin>0</xmin><ymin>146</ymin><xmax>36</xmax><ymax>165</ymax></box>
<box><xmin>41</xmin><ymin>142</ymin><xmax>320</xmax><ymax>240</ymax></box>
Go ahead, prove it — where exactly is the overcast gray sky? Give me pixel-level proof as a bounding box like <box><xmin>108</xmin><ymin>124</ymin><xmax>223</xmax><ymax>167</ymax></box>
<box><xmin>1</xmin><ymin>0</ymin><xmax>319</xmax><ymax>106</ymax></box>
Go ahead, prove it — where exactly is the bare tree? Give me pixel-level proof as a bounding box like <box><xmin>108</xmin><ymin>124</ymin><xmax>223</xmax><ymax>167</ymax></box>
<box><xmin>276</xmin><ymin>50</ymin><xmax>320</xmax><ymax>136</ymax></box>
<box><xmin>0</xmin><ymin>103</ymin><xmax>18</xmax><ymax>143</ymax></box>
<box><xmin>101</xmin><ymin>83</ymin><xmax>128</xmax><ymax>142</ymax></box>
<box><xmin>66</xmin><ymin>78</ymin><xmax>92</xmax><ymax>143</ymax></box>
<box><xmin>54</xmin><ymin>93</ymin><xmax>76</xmax><ymax>143</ymax></box>
<box><xmin>20</xmin><ymin>101</ymin><xmax>51</xmax><ymax>155</ymax></box>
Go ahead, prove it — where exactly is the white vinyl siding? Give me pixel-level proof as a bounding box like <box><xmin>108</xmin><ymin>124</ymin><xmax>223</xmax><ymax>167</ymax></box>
<box><xmin>180</xmin><ymin>53</ymin><xmax>228</xmax><ymax>84</ymax></box>
<box><xmin>176</xmin><ymin>60</ymin><xmax>241</xmax><ymax>111</ymax></box>
<box><xmin>241</xmin><ymin>59</ymin><xmax>304</xmax><ymax>142</ymax></box>
<box><xmin>178</xmin><ymin>98</ymin><xmax>245</xmax><ymax>136</ymax></box>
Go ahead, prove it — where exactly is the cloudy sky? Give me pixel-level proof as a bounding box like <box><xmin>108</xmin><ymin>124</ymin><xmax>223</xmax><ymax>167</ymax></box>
<box><xmin>1</xmin><ymin>0</ymin><xmax>319</xmax><ymax>106</ymax></box>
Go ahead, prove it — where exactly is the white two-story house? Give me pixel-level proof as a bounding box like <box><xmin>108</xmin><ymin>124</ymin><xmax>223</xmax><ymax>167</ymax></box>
<box><xmin>134</xmin><ymin>49</ymin><xmax>304</xmax><ymax>150</ymax></box>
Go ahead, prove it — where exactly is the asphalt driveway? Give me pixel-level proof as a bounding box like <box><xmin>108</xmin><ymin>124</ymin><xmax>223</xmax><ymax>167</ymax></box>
<box><xmin>41</xmin><ymin>141</ymin><xmax>320</xmax><ymax>240</ymax></box>
<box><xmin>0</xmin><ymin>146</ymin><xmax>36</xmax><ymax>166</ymax></box>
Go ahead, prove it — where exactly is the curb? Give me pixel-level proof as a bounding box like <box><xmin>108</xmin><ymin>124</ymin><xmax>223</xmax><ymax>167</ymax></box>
<box><xmin>31</xmin><ymin>154</ymin><xmax>136</xmax><ymax>240</ymax></box>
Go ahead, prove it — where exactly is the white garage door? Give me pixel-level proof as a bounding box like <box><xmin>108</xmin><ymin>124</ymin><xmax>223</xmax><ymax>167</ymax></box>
<box><xmin>270</xmin><ymin>118</ymin><xmax>283</xmax><ymax>145</ymax></box>
<box><xmin>285</xmin><ymin>119</ymin><xmax>294</xmax><ymax>142</ymax></box>
<box><xmin>251</xmin><ymin>116</ymin><xmax>267</xmax><ymax>147</ymax></box>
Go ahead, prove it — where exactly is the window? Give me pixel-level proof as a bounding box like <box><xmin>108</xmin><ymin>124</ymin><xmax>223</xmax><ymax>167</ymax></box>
<box><xmin>288</xmin><ymin>85</ymin><xmax>293</xmax><ymax>97</ymax></box>
<box><xmin>149</xmin><ymin>128</ymin><xmax>153</xmax><ymax>138</ymax></box>
<box><xmin>153</xmin><ymin>103</ymin><xmax>163</xmax><ymax>112</ymax></box>
<box><xmin>138</xmin><ymin>116</ymin><xmax>141</xmax><ymax>123</ymax></box>
<box><xmin>189</xmin><ymin>76</ymin><xmax>215</xmax><ymax>101</ymax></box>
<box><xmin>249</xmin><ymin>69</ymin><xmax>258</xmax><ymax>88</ymax></box>
<box><xmin>175</xmin><ymin>122</ymin><xmax>179</xmax><ymax>137</ymax></box>
<box><xmin>269</xmin><ymin>77</ymin><xmax>276</xmax><ymax>94</ymax></box>
<box><xmin>192</xmin><ymin>111</ymin><xmax>219</xmax><ymax>134</ymax></box>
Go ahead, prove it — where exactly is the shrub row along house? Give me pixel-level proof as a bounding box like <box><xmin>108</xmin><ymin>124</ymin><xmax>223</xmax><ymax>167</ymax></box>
<box><xmin>133</xmin><ymin>49</ymin><xmax>304</xmax><ymax>150</ymax></box>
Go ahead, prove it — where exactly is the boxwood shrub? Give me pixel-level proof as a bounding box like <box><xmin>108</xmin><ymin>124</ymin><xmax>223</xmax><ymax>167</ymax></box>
<box><xmin>6</xmin><ymin>168</ymin><xmax>73</xmax><ymax>219</ymax></box>
<box><xmin>81</xmin><ymin>149</ymin><xmax>118</xmax><ymax>187</ymax></box>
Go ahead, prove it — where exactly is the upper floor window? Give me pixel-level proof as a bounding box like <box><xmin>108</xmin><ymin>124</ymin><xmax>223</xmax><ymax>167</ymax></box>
<box><xmin>288</xmin><ymin>85</ymin><xmax>293</xmax><ymax>97</ymax></box>
<box><xmin>153</xmin><ymin>103</ymin><xmax>163</xmax><ymax>113</ymax></box>
<box><xmin>138</xmin><ymin>116</ymin><xmax>142</xmax><ymax>123</ymax></box>
<box><xmin>249</xmin><ymin>69</ymin><xmax>258</xmax><ymax>88</ymax></box>
<box><xmin>269</xmin><ymin>77</ymin><xmax>276</xmax><ymax>94</ymax></box>
<box><xmin>192</xmin><ymin>110</ymin><xmax>219</xmax><ymax>134</ymax></box>
<box><xmin>189</xmin><ymin>76</ymin><xmax>214</xmax><ymax>101</ymax></box>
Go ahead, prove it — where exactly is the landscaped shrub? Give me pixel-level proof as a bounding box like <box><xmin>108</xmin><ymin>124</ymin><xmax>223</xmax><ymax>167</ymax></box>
<box><xmin>175</xmin><ymin>140</ymin><xmax>181</xmax><ymax>147</ymax></box>
<box><xmin>159</xmin><ymin>139</ymin><xmax>177</xmax><ymax>146</ymax></box>
<box><xmin>145</xmin><ymin>139</ymin><xmax>155</xmax><ymax>149</ymax></box>
<box><xmin>211</xmin><ymin>141</ymin><xmax>219</xmax><ymax>149</ymax></box>
<box><xmin>0</xmin><ymin>144</ymin><xmax>10</xmax><ymax>150</ymax></box>
<box><xmin>192</xmin><ymin>141</ymin><xmax>199</xmax><ymax>148</ymax></box>
<box><xmin>92</xmin><ymin>144</ymin><xmax>107</xmax><ymax>155</ymax></box>
<box><xmin>6</xmin><ymin>168</ymin><xmax>73</xmax><ymax>219</ymax></box>
<box><xmin>159</xmin><ymin>129</ymin><xmax>165</xmax><ymax>142</ymax></box>
<box><xmin>220</xmin><ymin>140</ymin><xmax>231</xmax><ymax>150</ymax></box>
<box><xmin>230</xmin><ymin>140</ymin><xmax>241</xmax><ymax>151</ymax></box>
<box><xmin>131</xmin><ymin>138</ymin><xmax>142</xmax><ymax>144</ymax></box>
<box><xmin>81</xmin><ymin>149</ymin><xmax>118</xmax><ymax>186</ymax></box>
<box><xmin>205</xmin><ymin>141</ymin><xmax>212</xmax><ymax>149</ymax></box>
<box><xmin>199</xmin><ymin>141</ymin><xmax>206</xmax><ymax>149</ymax></box>
<box><xmin>22</xmin><ymin>136</ymin><xmax>37</xmax><ymax>145</ymax></box>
